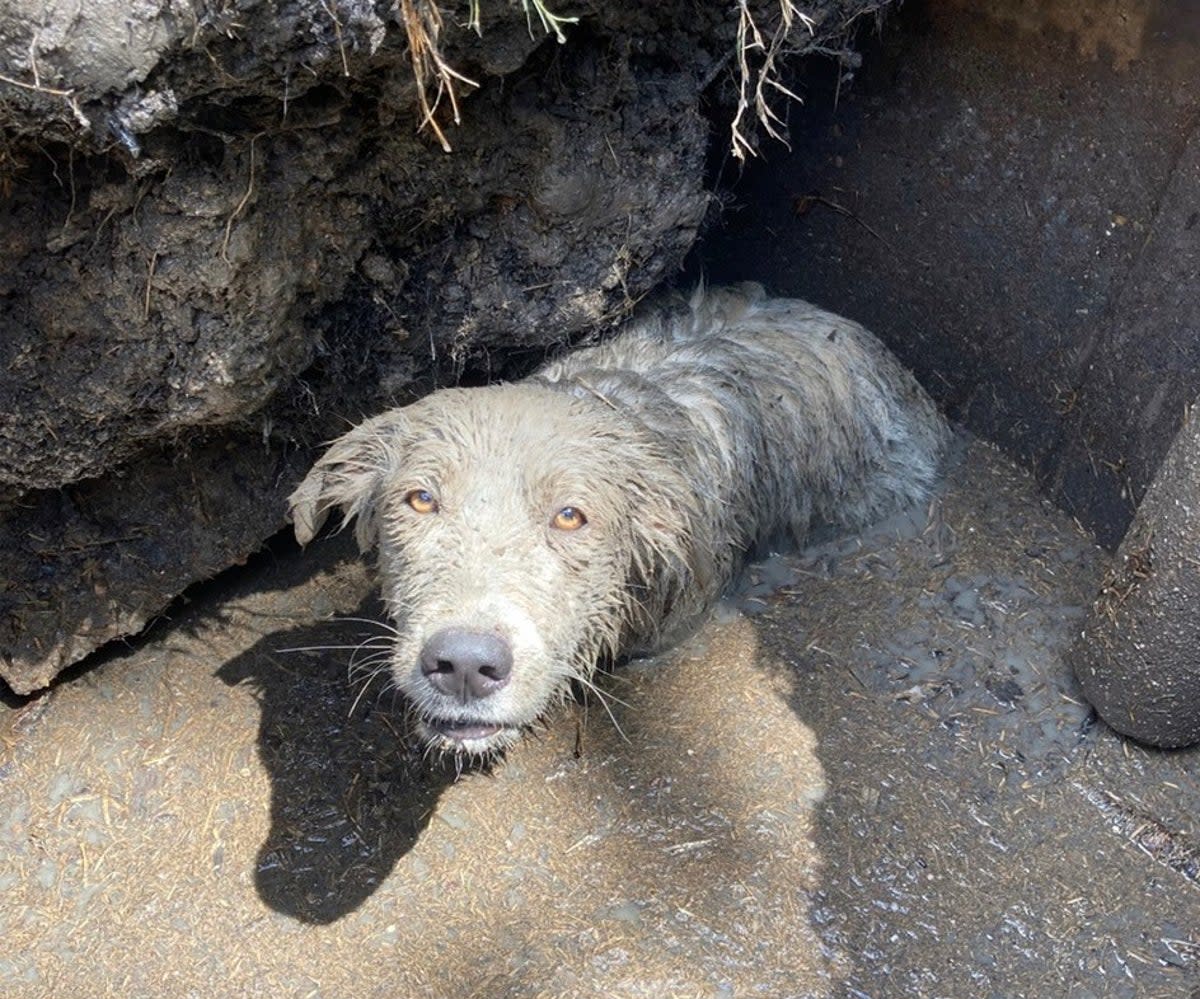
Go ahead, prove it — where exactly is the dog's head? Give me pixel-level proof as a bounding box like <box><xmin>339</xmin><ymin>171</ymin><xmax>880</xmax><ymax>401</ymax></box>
<box><xmin>289</xmin><ymin>383</ymin><xmax>703</xmax><ymax>756</ymax></box>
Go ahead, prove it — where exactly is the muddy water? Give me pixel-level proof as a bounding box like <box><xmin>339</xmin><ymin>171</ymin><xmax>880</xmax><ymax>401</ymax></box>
<box><xmin>2</xmin><ymin>437</ymin><xmax>1199</xmax><ymax>997</ymax></box>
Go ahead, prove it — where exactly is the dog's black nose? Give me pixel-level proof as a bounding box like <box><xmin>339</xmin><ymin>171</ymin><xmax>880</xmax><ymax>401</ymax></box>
<box><xmin>419</xmin><ymin>628</ymin><xmax>513</xmax><ymax>702</ymax></box>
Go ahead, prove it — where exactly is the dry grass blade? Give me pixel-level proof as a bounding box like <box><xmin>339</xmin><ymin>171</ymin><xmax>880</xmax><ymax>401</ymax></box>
<box><xmin>405</xmin><ymin>0</ymin><xmax>578</xmax><ymax>149</ymax></box>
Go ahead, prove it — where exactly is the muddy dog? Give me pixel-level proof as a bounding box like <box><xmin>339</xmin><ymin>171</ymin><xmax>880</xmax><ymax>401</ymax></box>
<box><xmin>289</xmin><ymin>283</ymin><xmax>949</xmax><ymax>755</ymax></box>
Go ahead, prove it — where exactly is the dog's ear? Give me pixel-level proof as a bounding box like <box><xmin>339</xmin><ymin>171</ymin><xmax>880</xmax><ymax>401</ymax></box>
<box><xmin>288</xmin><ymin>410</ymin><xmax>408</xmax><ymax>551</ymax></box>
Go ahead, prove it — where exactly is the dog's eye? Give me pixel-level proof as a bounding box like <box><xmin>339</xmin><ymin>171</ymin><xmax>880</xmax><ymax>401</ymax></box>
<box><xmin>551</xmin><ymin>506</ymin><xmax>587</xmax><ymax>531</ymax></box>
<box><xmin>405</xmin><ymin>489</ymin><xmax>439</xmax><ymax>514</ymax></box>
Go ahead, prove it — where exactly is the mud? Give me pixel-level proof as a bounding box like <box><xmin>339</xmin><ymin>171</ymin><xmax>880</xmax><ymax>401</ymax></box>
<box><xmin>754</xmin><ymin>439</ymin><xmax>1200</xmax><ymax>997</ymax></box>
<box><xmin>0</xmin><ymin>538</ymin><xmax>833</xmax><ymax>997</ymax></box>
<box><xmin>3</xmin><ymin>436</ymin><xmax>1197</xmax><ymax>997</ymax></box>
<box><xmin>1072</xmin><ymin>401</ymin><xmax>1200</xmax><ymax>748</ymax></box>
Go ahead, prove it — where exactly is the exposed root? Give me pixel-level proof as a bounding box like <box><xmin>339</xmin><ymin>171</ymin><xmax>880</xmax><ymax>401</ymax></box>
<box><xmin>0</xmin><ymin>27</ymin><xmax>93</xmax><ymax>130</ymax></box>
<box><xmin>0</xmin><ymin>70</ymin><xmax>72</xmax><ymax>98</ymax></box>
<box><xmin>220</xmin><ymin>133</ymin><xmax>261</xmax><ymax>262</ymax></box>
<box><xmin>143</xmin><ymin>251</ymin><xmax>160</xmax><ymax>319</ymax></box>
<box><xmin>404</xmin><ymin>0</ymin><xmax>816</xmax><ymax>157</ymax></box>
<box><xmin>730</xmin><ymin>0</ymin><xmax>815</xmax><ymax>161</ymax></box>
<box><xmin>320</xmin><ymin>0</ymin><xmax>351</xmax><ymax>76</ymax></box>
<box><xmin>400</xmin><ymin>0</ymin><xmax>481</xmax><ymax>153</ymax></box>
<box><xmin>520</xmin><ymin>0</ymin><xmax>579</xmax><ymax>44</ymax></box>
<box><xmin>0</xmin><ymin>71</ymin><xmax>89</xmax><ymax>129</ymax></box>
<box><xmin>405</xmin><ymin>0</ymin><xmax>579</xmax><ymax>150</ymax></box>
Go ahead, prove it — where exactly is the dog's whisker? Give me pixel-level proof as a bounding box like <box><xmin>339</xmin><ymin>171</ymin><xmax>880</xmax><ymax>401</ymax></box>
<box><xmin>347</xmin><ymin>648</ymin><xmax>392</xmax><ymax>666</ymax></box>
<box><xmin>348</xmin><ymin>661</ymin><xmax>392</xmax><ymax>684</ymax></box>
<box><xmin>276</xmin><ymin>641</ymin><xmax>392</xmax><ymax>654</ymax></box>
<box><xmin>333</xmin><ymin>615</ymin><xmax>403</xmax><ymax>637</ymax></box>
<box><xmin>347</xmin><ymin>664</ymin><xmax>391</xmax><ymax>718</ymax></box>
<box><xmin>573</xmin><ymin>673</ymin><xmax>631</xmax><ymax>745</ymax></box>
<box><xmin>348</xmin><ymin>642</ymin><xmax>393</xmax><ymax>664</ymax></box>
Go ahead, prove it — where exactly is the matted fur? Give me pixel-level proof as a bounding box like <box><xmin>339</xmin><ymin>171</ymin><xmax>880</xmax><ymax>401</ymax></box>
<box><xmin>289</xmin><ymin>283</ymin><xmax>949</xmax><ymax>754</ymax></box>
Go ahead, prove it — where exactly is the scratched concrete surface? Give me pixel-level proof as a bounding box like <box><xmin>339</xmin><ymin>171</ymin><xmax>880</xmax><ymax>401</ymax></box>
<box><xmin>2</xmin><ymin>437</ymin><xmax>1198</xmax><ymax>998</ymax></box>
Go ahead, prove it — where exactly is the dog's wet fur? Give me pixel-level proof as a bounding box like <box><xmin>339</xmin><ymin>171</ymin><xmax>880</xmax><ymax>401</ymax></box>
<box><xmin>289</xmin><ymin>284</ymin><xmax>950</xmax><ymax>756</ymax></box>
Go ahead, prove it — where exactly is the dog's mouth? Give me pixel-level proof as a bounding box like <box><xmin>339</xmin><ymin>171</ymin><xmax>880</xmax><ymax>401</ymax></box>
<box><xmin>420</xmin><ymin>715</ymin><xmax>528</xmax><ymax>752</ymax></box>
<box><xmin>426</xmin><ymin>716</ymin><xmax>504</xmax><ymax>742</ymax></box>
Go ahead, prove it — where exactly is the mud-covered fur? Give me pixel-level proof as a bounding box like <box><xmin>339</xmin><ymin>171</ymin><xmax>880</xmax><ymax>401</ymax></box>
<box><xmin>289</xmin><ymin>284</ymin><xmax>949</xmax><ymax>755</ymax></box>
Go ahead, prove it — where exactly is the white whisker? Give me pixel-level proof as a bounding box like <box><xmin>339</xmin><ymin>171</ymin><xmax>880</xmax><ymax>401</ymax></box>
<box><xmin>276</xmin><ymin>641</ymin><xmax>392</xmax><ymax>654</ymax></box>
<box><xmin>348</xmin><ymin>664</ymin><xmax>392</xmax><ymax>717</ymax></box>
<box><xmin>573</xmin><ymin>672</ymin><xmax>630</xmax><ymax>744</ymax></box>
<box><xmin>348</xmin><ymin>659</ymin><xmax>392</xmax><ymax>681</ymax></box>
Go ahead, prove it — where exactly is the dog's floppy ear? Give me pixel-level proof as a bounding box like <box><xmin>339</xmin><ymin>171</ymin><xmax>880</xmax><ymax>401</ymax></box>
<box><xmin>288</xmin><ymin>410</ymin><xmax>408</xmax><ymax>551</ymax></box>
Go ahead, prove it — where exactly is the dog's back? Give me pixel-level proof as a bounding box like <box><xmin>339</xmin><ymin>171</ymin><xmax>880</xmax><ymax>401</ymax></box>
<box><xmin>537</xmin><ymin>282</ymin><xmax>948</xmax><ymax>555</ymax></box>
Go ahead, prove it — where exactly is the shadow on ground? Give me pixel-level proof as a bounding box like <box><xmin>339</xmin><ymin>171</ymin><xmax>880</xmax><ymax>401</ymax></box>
<box><xmin>215</xmin><ymin>603</ymin><xmax>461</xmax><ymax>924</ymax></box>
<box><xmin>0</xmin><ymin>511</ymin><xmax>836</xmax><ymax>996</ymax></box>
<box><xmin>5</xmin><ymin>438</ymin><xmax>1200</xmax><ymax>997</ymax></box>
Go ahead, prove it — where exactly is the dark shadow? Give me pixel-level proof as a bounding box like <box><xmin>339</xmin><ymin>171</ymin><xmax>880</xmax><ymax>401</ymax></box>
<box><xmin>9</xmin><ymin>513</ymin><xmax>484</xmax><ymax>925</ymax></box>
<box><xmin>216</xmin><ymin>598</ymin><xmax>466</xmax><ymax>924</ymax></box>
<box><xmin>2</xmin><ymin>522</ymin><xmax>318</xmax><ymax>707</ymax></box>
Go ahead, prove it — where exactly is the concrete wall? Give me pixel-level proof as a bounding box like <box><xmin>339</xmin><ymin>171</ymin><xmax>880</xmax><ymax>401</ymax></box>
<box><xmin>699</xmin><ymin>0</ymin><xmax>1200</xmax><ymax>548</ymax></box>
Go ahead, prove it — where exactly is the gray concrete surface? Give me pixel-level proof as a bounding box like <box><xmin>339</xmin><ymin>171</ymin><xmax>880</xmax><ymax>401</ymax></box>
<box><xmin>3</xmin><ymin>436</ymin><xmax>1197</xmax><ymax>997</ymax></box>
<box><xmin>698</xmin><ymin>0</ymin><xmax>1200</xmax><ymax>549</ymax></box>
<box><xmin>1073</xmin><ymin>402</ymin><xmax>1200</xmax><ymax>748</ymax></box>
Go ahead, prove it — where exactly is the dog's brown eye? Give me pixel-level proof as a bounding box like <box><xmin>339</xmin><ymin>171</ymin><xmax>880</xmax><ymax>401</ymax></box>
<box><xmin>552</xmin><ymin>506</ymin><xmax>587</xmax><ymax>531</ymax></box>
<box><xmin>405</xmin><ymin>489</ymin><xmax>439</xmax><ymax>514</ymax></box>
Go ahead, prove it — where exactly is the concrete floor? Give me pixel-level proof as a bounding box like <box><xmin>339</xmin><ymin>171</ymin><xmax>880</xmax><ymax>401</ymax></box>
<box><xmin>2</xmin><ymin>437</ymin><xmax>1199</xmax><ymax>998</ymax></box>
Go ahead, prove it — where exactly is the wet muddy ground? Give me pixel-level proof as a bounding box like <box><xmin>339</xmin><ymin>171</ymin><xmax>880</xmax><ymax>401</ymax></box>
<box><xmin>2</xmin><ymin>437</ymin><xmax>1199</xmax><ymax>998</ymax></box>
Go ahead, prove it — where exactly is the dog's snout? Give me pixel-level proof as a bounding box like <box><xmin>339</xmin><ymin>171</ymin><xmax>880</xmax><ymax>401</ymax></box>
<box><xmin>419</xmin><ymin>627</ymin><xmax>514</xmax><ymax>702</ymax></box>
